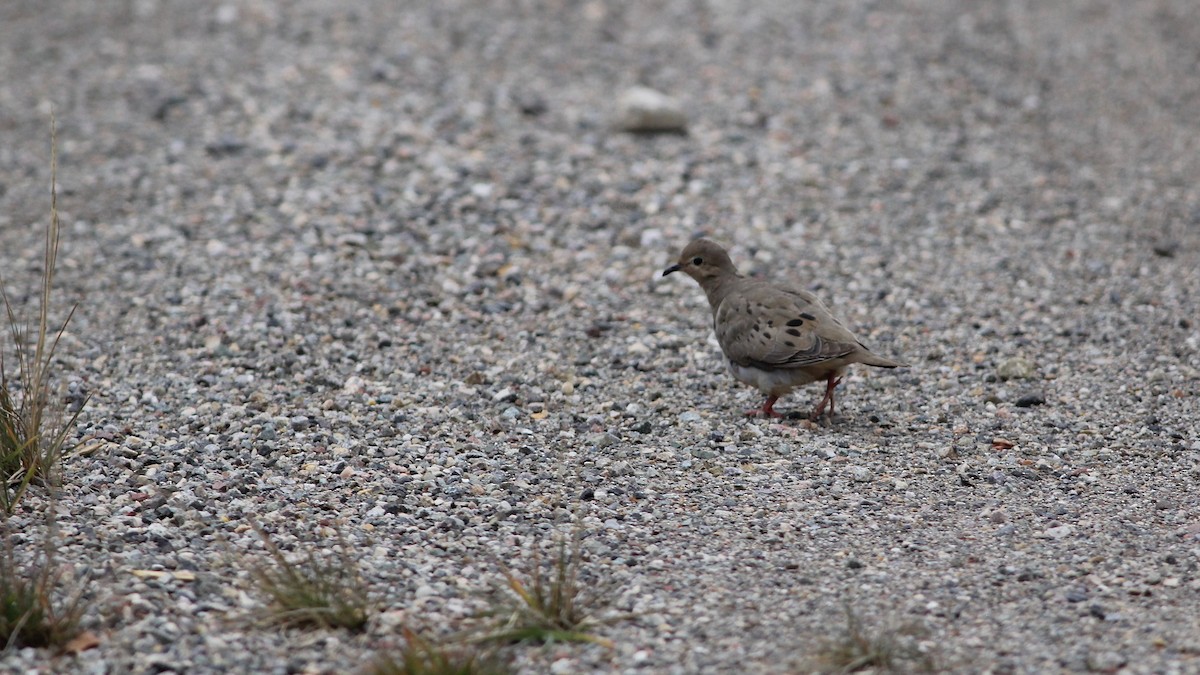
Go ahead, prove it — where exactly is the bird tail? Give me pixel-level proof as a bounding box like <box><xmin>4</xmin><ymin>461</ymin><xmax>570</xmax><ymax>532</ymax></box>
<box><xmin>859</xmin><ymin>351</ymin><xmax>908</xmax><ymax>368</ymax></box>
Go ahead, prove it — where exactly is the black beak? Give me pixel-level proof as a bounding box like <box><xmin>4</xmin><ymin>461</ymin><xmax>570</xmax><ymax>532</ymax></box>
<box><xmin>662</xmin><ymin>263</ymin><xmax>681</xmax><ymax>277</ymax></box>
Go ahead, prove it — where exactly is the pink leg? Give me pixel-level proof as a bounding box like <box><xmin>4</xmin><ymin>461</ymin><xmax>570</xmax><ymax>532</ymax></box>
<box><xmin>745</xmin><ymin>395</ymin><xmax>784</xmax><ymax>418</ymax></box>
<box><xmin>809</xmin><ymin>375</ymin><xmax>842</xmax><ymax>421</ymax></box>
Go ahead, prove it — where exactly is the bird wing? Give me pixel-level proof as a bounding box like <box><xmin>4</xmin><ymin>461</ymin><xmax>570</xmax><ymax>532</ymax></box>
<box><xmin>714</xmin><ymin>283</ymin><xmax>864</xmax><ymax>369</ymax></box>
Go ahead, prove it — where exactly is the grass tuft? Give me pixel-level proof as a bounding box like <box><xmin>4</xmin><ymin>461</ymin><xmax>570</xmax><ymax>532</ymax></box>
<box><xmin>369</xmin><ymin>627</ymin><xmax>512</xmax><ymax>675</ymax></box>
<box><xmin>0</xmin><ymin>113</ymin><xmax>91</xmax><ymax>653</ymax></box>
<box><xmin>244</xmin><ymin>518</ymin><xmax>371</xmax><ymax>632</ymax></box>
<box><xmin>478</xmin><ymin>529</ymin><xmax>616</xmax><ymax>647</ymax></box>
<box><xmin>0</xmin><ymin>113</ymin><xmax>87</xmax><ymax>516</ymax></box>
<box><xmin>0</xmin><ymin>525</ymin><xmax>85</xmax><ymax>650</ymax></box>
<box><xmin>810</xmin><ymin>603</ymin><xmax>938</xmax><ymax>673</ymax></box>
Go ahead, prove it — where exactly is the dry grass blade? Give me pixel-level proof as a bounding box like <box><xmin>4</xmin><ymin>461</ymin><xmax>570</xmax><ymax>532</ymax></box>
<box><xmin>478</xmin><ymin>530</ymin><xmax>617</xmax><ymax>647</ymax></box>
<box><xmin>369</xmin><ymin>627</ymin><xmax>513</xmax><ymax>675</ymax></box>
<box><xmin>0</xmin><ymin>112</ymin><xmax>88</xmax><ymax>516</ymax></box>
<box><xmin>244</xmin><ymin>518</ymin><xmax>370</xmax><ymax>632</ymax></box>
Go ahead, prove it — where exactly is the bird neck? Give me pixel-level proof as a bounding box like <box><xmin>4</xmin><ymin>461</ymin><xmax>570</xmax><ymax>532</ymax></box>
<box><xmin>703</xmin><ymin>273</ymin><xmax>742</xmax><ymax>313</ymax></box>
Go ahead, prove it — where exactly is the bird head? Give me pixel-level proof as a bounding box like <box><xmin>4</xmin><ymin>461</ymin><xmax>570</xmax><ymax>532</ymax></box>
<box><xmin>662</xmin><ymin>238</ymin><xmax>738</xmax><ymax>285</ymax></box>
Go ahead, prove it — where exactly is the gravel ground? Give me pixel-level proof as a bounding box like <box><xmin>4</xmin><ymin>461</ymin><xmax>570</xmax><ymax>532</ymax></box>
<box><xmin>2</xmin><ymin>1</ymin><xmax>1199</xmax><ymax>673</ymax></box>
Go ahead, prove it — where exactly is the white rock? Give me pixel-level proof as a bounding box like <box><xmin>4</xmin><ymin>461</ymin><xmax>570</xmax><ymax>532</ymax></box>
<box><xmin>849</xmin><ymin>466</ymin><xmax>874</xmax><ymax>482</ymax></box>
<box><xmin>342</xmin><ymin>375</ymin><xmax>365</xmax><ymax>394</ymax></box>
<box><xmin>206</xmin><ymin>239</ymin><xmax>229</xmax><ymax>256</ymax></box>
<box><xmin>616</xmin><ymin>87</ymin><xmax>688</xmax><ymax>132</ymax></box>
<box><xmin>1042</xmin><ymin>524</ymin><xmax>1074</xmax><ymax>539</ymax></box>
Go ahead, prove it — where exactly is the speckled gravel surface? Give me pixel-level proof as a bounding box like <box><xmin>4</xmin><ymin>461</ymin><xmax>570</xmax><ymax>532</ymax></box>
<box><xmin>2</xmin><ymin>1</ymin><xmax>1199</xmax><ymax>673</ymax></box>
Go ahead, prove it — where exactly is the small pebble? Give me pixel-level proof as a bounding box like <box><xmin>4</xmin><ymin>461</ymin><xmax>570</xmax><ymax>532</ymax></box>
<box><xmin>1015</xmin><ymin>392</ymin><xmax>1046</xmax><ymax>407</ymax></box>
<box><xmin>997</xmin><ymin>357</ymin><xmax>1038</xmax><ymax>381</ymax></box>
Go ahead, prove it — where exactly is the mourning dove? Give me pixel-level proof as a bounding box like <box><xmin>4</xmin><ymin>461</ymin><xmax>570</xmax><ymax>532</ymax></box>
<box><xmin>662</xmin><ymin>238</ymin><xmax>907</xmax><ymax>420</ymax></box>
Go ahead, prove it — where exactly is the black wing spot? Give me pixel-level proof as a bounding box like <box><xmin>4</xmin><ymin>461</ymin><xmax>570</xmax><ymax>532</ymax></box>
<box><xmin>762</xmin><ymin>331</ymin><xmax>772</xmax><ymax>339</ymax></box>
<box><xmin>785</xmin><ymin>341</ymin><xmax>795</xmax><ymax>347</ymax></box>
<box><xmin>786</xmin><ymin>318</ymin><xmax>804</xmax><ymax>327</ymax></box>
<box><xmin>799</xmin><ymin>312</ymin><xmax>816</xmax><ymax>321</ymax></box>
<box><xmin>786</xmin><ymin>328</ymin><xmax>802</xmax><ymax>337</ymax></box>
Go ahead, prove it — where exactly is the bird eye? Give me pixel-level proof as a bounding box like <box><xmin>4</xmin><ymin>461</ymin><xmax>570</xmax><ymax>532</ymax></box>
<box><xmin>691</xmin><ymin>256</ymin><xmax>703</xmax><ymax>266</ymax></box>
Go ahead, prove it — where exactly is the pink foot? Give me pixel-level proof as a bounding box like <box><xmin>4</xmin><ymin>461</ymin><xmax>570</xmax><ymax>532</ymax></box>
<box><xmin>746</xmin><ymin>395</ymin><xmax>784</xmax><ymax>418</ymax></box>
<box><xmin>809</xmin><ymin>376</ymin><xmax>842</xmax><ymax>421</ymax></box>
<box><xmin>744</xmin><ymin>407</ymin><xmax>785</xmax><ymax>418</ymax></box>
